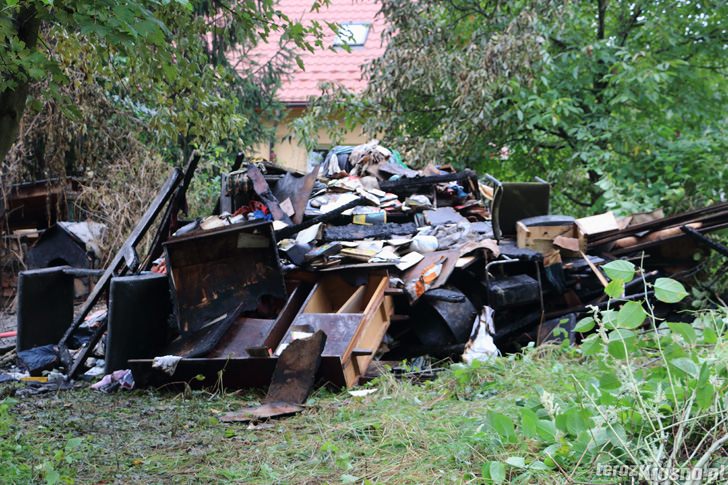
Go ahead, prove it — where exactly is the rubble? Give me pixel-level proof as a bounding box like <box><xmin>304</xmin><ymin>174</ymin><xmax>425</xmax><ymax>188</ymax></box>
<box><xmin>5</xmin><ymin>141</ymin><xmax>728</xmax><ymax>406</ymax></box>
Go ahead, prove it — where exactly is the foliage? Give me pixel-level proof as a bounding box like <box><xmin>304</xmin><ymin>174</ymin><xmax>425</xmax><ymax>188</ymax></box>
<box><xmin>479</xmin><ymin>269</ymin><xmax>728</xmax><ymax>483</ymax></box>
<box><xmin>1</xmin><ymin>1</ymin><xmax>331</xmax><ymax>161</ymax></box>
<box><xmin>295</xmin><ymin>0</ymin><xmax>728</xmax><ymax>215</ymax></box>
<box><xmin>0</xmin><ymin>398</ymin><xmax>85</xmax><ymax>484</ymax></box>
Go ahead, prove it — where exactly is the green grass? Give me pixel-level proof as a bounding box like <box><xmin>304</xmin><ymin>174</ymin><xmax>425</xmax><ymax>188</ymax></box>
<box><xmin>3</xmin><ymin>298</ymin><xmax>727</xmax><ymax>484</ymax></box>
<box><xmin>3</xmin><ymin>346</ymin><xmax>592</xmax><ymax>484</ymax></box>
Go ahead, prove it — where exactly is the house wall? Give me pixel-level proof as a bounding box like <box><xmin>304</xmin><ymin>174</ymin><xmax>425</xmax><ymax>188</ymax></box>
<box><xmin>252</xmin><ymin>107</ymin><xmax>370</xmax><ymax>173</ymax></box>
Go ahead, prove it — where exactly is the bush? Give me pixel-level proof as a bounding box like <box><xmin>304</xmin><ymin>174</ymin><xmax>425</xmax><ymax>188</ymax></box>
<box><xmin>480</xmin><ymin>264</ymin><xmax>728</xmax><ymax>482</ymax></box>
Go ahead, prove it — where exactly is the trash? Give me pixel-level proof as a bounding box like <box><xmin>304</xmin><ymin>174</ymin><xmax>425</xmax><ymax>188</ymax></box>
<box><xmin>152</xmin><ymin>355</ymin><xmax>182</xmax><ymax>376</ymax></box>
<box><xmin>348</xmin><ymin>388</ymin><xmax>378</xmax><ymax>397</ymax></box>
<box><xmin>91</xmin><ymin>369</ymin><xmax>135</xmax><ymax>393</ymax></box>
<box><xmin>462</xmin><ymin>307</ymin><xmax>499</xmax><ymax>364</ymax></box>
<box><xmin>17</xmin><ymin>344</ymin><xmax>60</xmax><ymax>376</ymax></box>
<box><xmin>410</xmin><ymin>234</ymin><xmax>439</xmax><ymax>254</ymax></box>
<box><xmin>10</xmin><ymin>139</ymin><xmax>722</xmax><ymax>397</ymax></box>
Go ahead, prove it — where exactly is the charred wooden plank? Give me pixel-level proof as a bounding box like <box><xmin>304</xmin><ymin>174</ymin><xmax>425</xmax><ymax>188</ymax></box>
<box><xmin>62</xmin><ymin>168</ymin><xmax>183</xmax><ymax>378</ymax></box>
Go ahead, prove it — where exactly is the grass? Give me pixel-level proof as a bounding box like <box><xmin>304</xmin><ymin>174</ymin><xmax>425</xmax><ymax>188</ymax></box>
<box><xmin>3</xmin><ymin>296</ymin><xmax>727</xmax><ymax>484</ymax></box>
<box><xmin>3</xmin><ymin>346</ymin><xmax>593</xmax><ymax>484</ymax></box>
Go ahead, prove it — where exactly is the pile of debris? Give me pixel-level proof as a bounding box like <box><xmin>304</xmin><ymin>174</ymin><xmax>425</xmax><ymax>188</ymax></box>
<box><xmin>5</xmin><ymin>142</ymin><xmax>728</xmax><ymax>410</ymax></box>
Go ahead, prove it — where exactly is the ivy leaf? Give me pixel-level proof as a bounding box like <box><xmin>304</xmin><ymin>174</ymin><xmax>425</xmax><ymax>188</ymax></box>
<box><xmin>654</xmin><ymin>278</ymin><xmax>688</xmax><ymax>303</ymax></box>
<box><xmin>616</xmin><ymin>301</ymin><xmax>647</xmax><ymax>329</ymax></box>
<box><xmin>602</xmin><ymin>260</ymin><xmax>635</xmax><ymax>282</ymax></box>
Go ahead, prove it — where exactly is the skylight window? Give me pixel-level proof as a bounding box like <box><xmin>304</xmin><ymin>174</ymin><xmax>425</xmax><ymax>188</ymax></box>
<box><xmin>334</xmin><ymin>23</ymin><xmax>370</xmax><ymax>47</ymax></box>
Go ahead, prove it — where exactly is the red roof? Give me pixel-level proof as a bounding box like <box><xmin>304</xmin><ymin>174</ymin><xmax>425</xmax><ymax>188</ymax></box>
<box><xmin>232</xmin><ymin>0</ymin><xmax>386</xmax><ymax>105</ymax></box>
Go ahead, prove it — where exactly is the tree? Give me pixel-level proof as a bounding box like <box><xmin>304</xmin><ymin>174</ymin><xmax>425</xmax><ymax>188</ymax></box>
<box><xmin>0</xmin><ymin>0</ymin><xmax>329</xmax><ymax>166</ymax></box>
<box><xmin>298</xmin><ymin>0</ymin><xmax>728</xmax><ymax>214</ymax></box>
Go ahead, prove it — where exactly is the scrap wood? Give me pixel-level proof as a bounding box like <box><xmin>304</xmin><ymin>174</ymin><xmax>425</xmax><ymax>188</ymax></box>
<box><xmin>580</xmin><ymin>251</ymin><xmax>608</xmax><ymax>288</ymax></box>
<box><xmin>59</xmin><ymin>168</ymin><xmax>183</xmax><ymax>379</ymax></box>
<box><xmin>575</xmin><ymin>211</ymin><xmax>619</xmax><ymax>237</ymax></box>
<box><xmin>221</xmin><ymin>330</ymin><xmax>326</xmax><ymax>423</ymax></box>
<box><xmin>611</xmin><ymin>219</ymin><xmax>728</xmax><ymax>255</ymax></box>
<box><xmin>144</xmin><ymin>152</ymin><xmax>201</xmax><ymax>269</ymax></box>
<box><xmin>246</xmin><ymin>165</ymin><xmax>293</xmax><ymax>225</ymax></box>
<box><xmin>553</xmin><ymin>235</ymin><xmax>581</xmax><ymax>253</ymax></box>
<box><xmin>680</xmin><ymin>225</ymin><xmax>728</xmax><ymax>258</ymax></box>
<box><xmin>589</xmin><ymin>202</ymin><xmax>728</xmax><ymax>247</ymax></box>
<box><xmin>457</xmin><ymin>238</ymin><xmax>500</xmax><ymax>258</ymax></box>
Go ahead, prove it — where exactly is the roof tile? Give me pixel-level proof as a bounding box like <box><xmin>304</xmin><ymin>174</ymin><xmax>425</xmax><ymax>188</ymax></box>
<box><xmin>229</xmin><ymin>0</ymin><xmax>386</xmax><ymax>104</ymax></box>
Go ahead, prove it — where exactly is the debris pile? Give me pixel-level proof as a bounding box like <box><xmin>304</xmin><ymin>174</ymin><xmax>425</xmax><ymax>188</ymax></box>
<box><xmin>4</xmin><ymin>142</ymin><xmax>728</xmax><ymax>406</ymax></box>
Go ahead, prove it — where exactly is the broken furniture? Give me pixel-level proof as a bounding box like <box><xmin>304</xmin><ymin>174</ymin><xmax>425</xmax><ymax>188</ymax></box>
<box><xmin>275</xmin><ymin>273</ymin><xmax>393</xmax><ymax>388</ymax></box>
<box><xmin>484</xmin><ymin>174</ymin><xmax>550</xmax><ymax>240</ymax></box>
<box><xmin>16</xmin><ymin>267</ymin><xmax>75</xmax><ymax>352</ymax></box>
<box><xmin>163</xmin><ymin>221</ymin><xmax>285</xmax><ymax>335</ymax></box>
<box><xmin>104</xmin><ymin>273</ymin><xmax>171</xmax><ymax>373</ymax></box>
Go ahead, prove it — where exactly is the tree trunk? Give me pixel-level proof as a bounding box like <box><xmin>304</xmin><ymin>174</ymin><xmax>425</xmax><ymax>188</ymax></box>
<box><xmin>0</xmin><ymin>6</ymin><xmax>41</xmax><ymax>164</ymax></box>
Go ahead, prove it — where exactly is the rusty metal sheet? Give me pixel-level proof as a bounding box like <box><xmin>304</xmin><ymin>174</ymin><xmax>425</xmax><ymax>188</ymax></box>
<box><xmin>164</xmin><ymin>221</ymin><xmax>285</xmax><ymax>334</ymax></box>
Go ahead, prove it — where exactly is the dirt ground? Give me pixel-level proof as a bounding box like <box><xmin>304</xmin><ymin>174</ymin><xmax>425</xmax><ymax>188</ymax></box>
<box><xmin>0</xmin><ymin>309</ymin><xmax>16</xmax><ymax>348</ymax></box>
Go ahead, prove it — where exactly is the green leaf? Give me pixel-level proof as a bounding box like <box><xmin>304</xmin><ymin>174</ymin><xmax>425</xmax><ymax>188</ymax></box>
<box><xmin>340</xmin><ymin>474</ymin><xmax>360</xmax><ymax>483</ymax></box>
<box><xmin>295</xmin><ymin>55</ymin><xmax>305</xmax><ymax>70</ymax></box>
<box><xmin>519</xmin><ymin>408</ymin><xmax>539</xmax><ymax>439</ymax></box>
<box><xmin>505</xmin><ymin>456</ymin><xmax>526</xmax><ymax>468</ymax></box>
<box><xmin>670</xmin><ymin>357</ymin><xmax>699</xmax><ymax>378</ymax></box>
<box><xmin>703</xmin><ymin>326</ymin><xmax>718</xmax><ymax>344</ymax></box>
<box><xmin>44</xmin><ymin>469</ymin><xmax>60</xmax><ymax>485</ymax></box>
<box><xmin>601</xmin><ymin>309</ymin><xmax>619</xmax><ymax>329</ymax></box>
<box><xmin>574</xmin><ymin>317</ymin><xmax>595</xmax><ymax>333</ymax></box>
<box><xmin>598</xmin><ymin>371</ymin><xmax>621</xmax><ymax>390</ymax></box>
<box><xmin>616</xmin><ymin>301</ymin><xmax>647</xmax><ymax>329</ymax></box>
<box><xmin>488</xmin><ymin>461</ymin><xmax>506</xmax><ymax>483</ymax></box>
<box><xmin>65</xmin><ymin>437</ymin><xmax>82</xmax><ymax>450</ymax></box>
<box><xmin>667</xmin><ymin>322</ymin><xmax>696</xmax><ymax>344</ymax></box>
<box><xmin>602</xmin><ymin>260</ymin><xmax>635</xmax><ymax>282</ymax></box>
<box><xmin>604</xmin><ymin>279</ymin><xmax>624</xmax><ymax>299</ymax></box>
<box><xmin>607</xmin><ymin>329</ymin><xmax>636</xmax><ymax>358</ymax></box>
<box><xmin>654</xmin><ymin>278</ymin><xmax>688</xmax><ymax>303</ymax></box>
<box><xmin>487</xmin><ymin>412</ymin><xmax>516</xmax><ymax>443</ymax></box>
<box><xmin>580</xmin><ymin>333</ymin><xmax>603</xmax><ymax>355</ymax></box>
<box><xmin>528</xmin><ymin>460</ymin><xmax>551</xmax><ymax>470</ymax></box>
